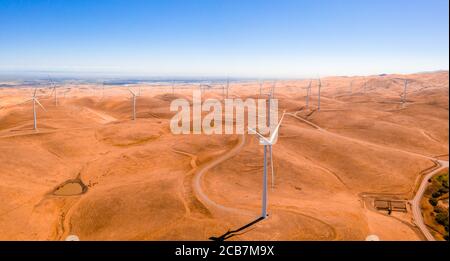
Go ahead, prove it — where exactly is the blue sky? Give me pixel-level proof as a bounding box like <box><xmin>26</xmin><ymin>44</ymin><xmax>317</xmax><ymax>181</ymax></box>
<box><xmin>0</xmin><ymin>0</ymin><xmax>448</xmax><ymax>77</ymax></box>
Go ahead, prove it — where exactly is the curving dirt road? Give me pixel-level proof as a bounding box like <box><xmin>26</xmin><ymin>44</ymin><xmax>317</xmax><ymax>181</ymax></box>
<box><xmin>287</xmin><ymin>111</ymin><xmax>437</xmax><ymax>161</ymax></box>
<box><xmin>287</xmin><ymin>111</ymin><xmax>449</xmax><ymax>241</ymax></box>
<box><xmin>191</xmin><ymin>134</ymin><xmax>254</xmax><ymax>216</ymax></box>
<box><xmin>410</xmin><ymin>160</ymin><xmax>449</xmax><ymax>241</ymax></box>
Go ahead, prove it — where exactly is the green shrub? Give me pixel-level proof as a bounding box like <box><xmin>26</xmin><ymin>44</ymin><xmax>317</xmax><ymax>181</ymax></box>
<box><xmin>438</xmin><ymin>187</ymin><xmax>449</xmax><ymax>194</ymax></box>
<box><xmin>434</xmin><ymin>206</ymin><xmax>445</xmax><ymax>213</ymax></box>
<box><xmin>438</xmin><ymin>173</ymin><xmax>449</xmax><ymax>188</ymax></box>
<box><xmin>429</xmin><ymin>198</ymin><xmax>438</xmax><ymax>206</ymax></box>
<box><xmin>435</xmin><ymin>212</ymin><xmax>449</xmax><ymax>227</ymax></box>
<box><xmin>432</xmin><ymin>191</ymin><xmax>442</xmax><ymax>198</ymax></box>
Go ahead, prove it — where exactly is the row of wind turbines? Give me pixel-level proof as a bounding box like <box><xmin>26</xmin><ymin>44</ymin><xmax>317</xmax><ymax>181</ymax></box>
<box><xmin>15</xmin><ymin>76</ymin><xmax>412</xmax><ymax>222</ymax></box>
<box><xmin>17</xmin><ymin>76</ymin><xmax>410</xmax><ymax>133</ymax></box>
<box><xmin>249</xmin><ymin>76</ymin><xmax>410</xmax><ymax>219</ymax></box>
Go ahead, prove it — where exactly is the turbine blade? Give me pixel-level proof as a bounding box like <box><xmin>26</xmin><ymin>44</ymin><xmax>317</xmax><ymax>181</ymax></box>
<box><xmin>17</xmin><ymin>99</ymin><xmax>33</xmax><ymax>105</ymax></box>
<box><xmin>269</xmin><ymin>111</ymin><xmax>286</xmax><ymax>143</ymax></box>
<box><xmin>33</xmin><ymin>88</ymin><xmax>37</xmax><ymax>97</ymax></box>
<box><xmin>247</xmin><ymin>127</ymin><xmax>271</xmax><ymax>144</ymax></box>
<box><xmin>34</xmin><ymin>98</ymin><xmax>46</xmax><ymax>112</ymax></box>
<box><xmin>128</xmin><ymin>88</ymin><xmax>136</xmax><ymax>96</ymax></box>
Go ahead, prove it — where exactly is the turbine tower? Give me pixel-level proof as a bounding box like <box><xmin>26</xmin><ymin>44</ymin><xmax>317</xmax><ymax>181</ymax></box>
<box><xmin>267</xmin><ymin>93</ymin><xmax>275</xmax><ymax>189</ymax></box>
<box><xmin>20</xmin><ymin>88</ymin><xmax>46</xmax><ymax>130</ymax></box>
<box><xmin>306</xmin><ymin>80</ymin><xmax>312</xmax><ymax>109</ymax></box>
<box><xmin>49</xmin><ymin>76</ymin><xmax>58</xmax><ymax>106</ymax></box>
<box><xmin>128</xmin><ymin>88</ymin><xmax>138</xmax><ymax>120</ymax></box>
<box><xmin>317</xmin><ymin>78</ymin><xmax>321</xmax><ymax>111</ymax></box>
<box><xmin>402</xmin><ymin>79</ymin><xmax>408</xmax><ymax>105</ymax></box>
<box><xmin>248</xmin><ymin>111</ymin><xmax>286</xmax><ymax>218</ymax></box>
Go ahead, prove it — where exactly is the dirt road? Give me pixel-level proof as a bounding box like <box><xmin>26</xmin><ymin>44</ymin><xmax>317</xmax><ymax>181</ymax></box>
<box><xmin>192</xmin><ymin>134</ymin><xmax>253</xmax><ymax>216</ymax></box>
<box><xmin>287</xmin><ymin>111</ymin><xmax>449</xmax><ymax>241</ymax></box>
<box><xmin>410</xmin><ymin>160</ymin><xmax>449</xmax><ymax>241</ymax></box>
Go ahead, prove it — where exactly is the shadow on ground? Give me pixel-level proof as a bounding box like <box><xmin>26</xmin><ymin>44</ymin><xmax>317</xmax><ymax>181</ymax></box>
<box><xmin>209</xmin><ymin>216</ymin><xmax>265</xmax><ymax>241</ymax></box>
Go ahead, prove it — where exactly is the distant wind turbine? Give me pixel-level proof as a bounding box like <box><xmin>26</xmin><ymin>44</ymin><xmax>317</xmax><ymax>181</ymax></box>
<box><xmin>391</xmin><ymin>78</ymin><xmax>409</xmax><ymax>107</ymax></box>
<box><xmin>20</xmin><ymin>88</ymin><xmax>46</xmax><ymax>130</ymax></box>
<box><xmin>402</xmin><ymin>79</ymin><xmax>408</xmax><ymax>106</ymax></box>
<box><xmin>48</xmin><ymin>76</ymin><xmax>58</xmax><ymax>106</ymax></box>
<box><xmin>317</xmin><ymin>78</ymin><xmax>321</xmax><ymax>111</ymax></box>
<box><xmin>128</xmin><ymin>88</ymin><xmax>138</xmax><ymax>120</ymax></box>
<box><xmin>305</xmin><ymin>80</ymin><xmax>312</xmax><ymax>109</ymax></box>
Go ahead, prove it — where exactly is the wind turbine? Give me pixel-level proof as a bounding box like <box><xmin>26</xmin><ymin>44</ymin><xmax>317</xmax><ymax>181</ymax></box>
<box><xmin>305</xmin><ymin>80</ymin><xmax>312</xmax><ymax>109</ymax></box>
<box><xmin>349</xmin><ymin>80</ymin><xmax>353</xmax><ymax>95</ymax></box>
<box><xmin>402</xmin><ymin>79</ymin><xmax>408</xmax><ymax>106</ymax></box>
<box><xmin>267</xmin><ymin>93</ymin><xmax>275</xmax><ymax>189</ymax></box>
<box><xmin>248</xmin><ymin>111</ymin><xmax>286</xmax><ymax>218</ymax></box>
<box><xmin>391</xmin><ymin>78</ymin><xmax>409</xmax><ymax>106</ymax></box>
<box><xmin>48</xmin><ymin>76</ymin><xmax>58</xmax><ymax>106</ymax></box>
<box><xmin>128</xmin><ymin>88</ymin><xmax>138</xmax><ymax>120</ymax></box>
<box><xmin>20</xmin><ymin>88</ymin><xmax>46</xmax><ymax>130</ymax></box>
<box><xmin>317</xmin><ymin>78</ymin><xmax>321</xmax><ymax>111</ymax></box>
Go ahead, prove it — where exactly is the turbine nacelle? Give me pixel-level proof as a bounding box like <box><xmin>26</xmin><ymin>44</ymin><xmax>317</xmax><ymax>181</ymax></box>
<box><xmin>247</xmin><ymin>111</ymin><xmax>286</xmax><ymax>145</ymax></box>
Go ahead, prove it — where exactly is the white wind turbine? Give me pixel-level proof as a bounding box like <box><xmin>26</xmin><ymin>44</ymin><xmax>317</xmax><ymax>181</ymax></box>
<box><xmin>304</xmin><ymin>80</ymin><xmax>312</xmax><ymax>109</ymax></box>
<box><xmin>248</xmin><ymin>111</ymin><xmax>286</xmax><ymax>218</ymax></box>
<box><xmin>20</xmin><ymin>88</ymin><xmax>46</xmax><ymax>130</ymax></box>
<box><xmin>317</xmin><ymin>78</ymin><xmax>321</xmax><ymax>111</ymax></box>
<box><xmin>128</xmin><ymin>88</ymin><xmax>139</xmax><ymax>120</ymax></box>
<box><xmin>401</xmin><ymin>79</ymin><xmax>408</xmax><ymax>106</ymax></box>
<box><xmin>391</xmin><ymin>78</ymin><xmax>409</xmax><ymax>107</ymax></box>
<box><xmin>48</xmin><ymin>76</ymin><xmax>58</xmax><ymax>106</ymax></box>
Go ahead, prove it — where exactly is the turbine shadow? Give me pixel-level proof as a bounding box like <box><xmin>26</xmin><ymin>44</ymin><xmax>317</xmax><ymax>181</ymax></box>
<box><xmin>209</xmin><ymin>216</ymin><xmax>265</xmax><ymax>241</ymax></box>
